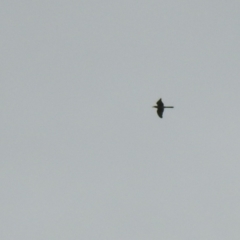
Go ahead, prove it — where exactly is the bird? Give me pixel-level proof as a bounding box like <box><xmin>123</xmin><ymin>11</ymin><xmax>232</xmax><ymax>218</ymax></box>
<box><xmin>153</xmin><ymin>98</ymin><xmax>174</xmax><ymax>118</ymax></box>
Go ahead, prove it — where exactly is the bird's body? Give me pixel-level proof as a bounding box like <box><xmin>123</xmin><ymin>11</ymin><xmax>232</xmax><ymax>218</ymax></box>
<box><xmin>153</xmin><ymin>98</ymin><xmax>174</xmax><ymax>118</ymax></box>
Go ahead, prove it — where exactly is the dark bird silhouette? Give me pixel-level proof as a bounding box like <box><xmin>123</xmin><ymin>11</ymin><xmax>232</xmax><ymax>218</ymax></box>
<box><xmin>153</xmin><ymin>98</ymin><xmax>174</xmax><ymax>118</ymax></box>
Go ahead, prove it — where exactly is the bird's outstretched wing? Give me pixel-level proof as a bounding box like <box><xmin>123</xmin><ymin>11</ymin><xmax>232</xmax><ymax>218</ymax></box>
<box><xmin>156</xmin><ymin>98</ymin><xmax>164</xmax><ymax>107</ymax></box>
<box><xmin>157</xmin><ymin>108</ymin><xmax>164</xmax><ymax>118</ymax></box>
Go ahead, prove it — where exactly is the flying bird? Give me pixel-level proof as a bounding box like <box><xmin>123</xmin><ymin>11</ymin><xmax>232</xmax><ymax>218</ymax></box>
<box><xmin>153</xmin><ymin>98</ymin><xmax>174</xmax><ymax>118</ymax></box>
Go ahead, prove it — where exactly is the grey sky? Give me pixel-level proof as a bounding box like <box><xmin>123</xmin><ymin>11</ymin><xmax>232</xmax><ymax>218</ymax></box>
<box><xmin>1</xmin><ymin>1</ymin><xmax>240</xmax><ymax>239</ymax></box>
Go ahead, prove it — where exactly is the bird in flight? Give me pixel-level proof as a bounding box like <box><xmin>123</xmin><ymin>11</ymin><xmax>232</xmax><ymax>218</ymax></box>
<box><xmin>153</xmin><ymin>98</ymin><xmax>174</xmax><ymax>118</ymax></box>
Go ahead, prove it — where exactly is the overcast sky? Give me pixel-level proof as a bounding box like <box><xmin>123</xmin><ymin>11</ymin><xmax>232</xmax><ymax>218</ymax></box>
<box><xmin>1</xmin><ymin>1</ymin><xmax>240</xmax><ymax>239</ymax></box>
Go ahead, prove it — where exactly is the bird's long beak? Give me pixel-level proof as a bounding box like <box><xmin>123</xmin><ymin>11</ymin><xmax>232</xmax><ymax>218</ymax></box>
<box><xmin>152</xmin><ymin>106</ymin><xmax>157</xmax><ymax>108</ymax></box>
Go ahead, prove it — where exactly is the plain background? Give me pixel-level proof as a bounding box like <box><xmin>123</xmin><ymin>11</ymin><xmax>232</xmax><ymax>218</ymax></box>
<box><xmin>1</xmin><ymin>1</ymin><xmax>240</xmax><ymax>239</ymax></box>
